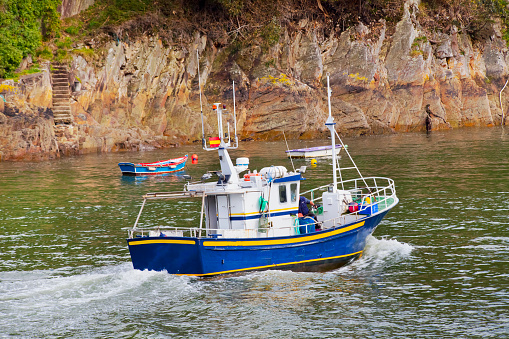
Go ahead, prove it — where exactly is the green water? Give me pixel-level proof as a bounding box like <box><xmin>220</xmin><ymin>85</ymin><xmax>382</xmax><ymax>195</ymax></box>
<box><xmin>1</xmin><ymin>127</ymin><xmax>508</xmax><ymax>337</ymax></box>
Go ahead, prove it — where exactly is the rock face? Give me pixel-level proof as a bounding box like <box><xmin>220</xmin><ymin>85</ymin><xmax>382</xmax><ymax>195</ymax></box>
<box><xmin>2</xmin><ymin>0</ymin><xmax>509</xmax><ymax>161</ymax></box>
<box><xmin>59</xmin><ymin>0</ymin><xmax>95</xmax><ymax>19</ymax></box>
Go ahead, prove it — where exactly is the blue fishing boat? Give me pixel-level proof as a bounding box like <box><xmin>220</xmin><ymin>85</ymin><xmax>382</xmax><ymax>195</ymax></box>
<box><xmin>118</xmin><ymin>155</ymin><xmax>188</xmax><ymax>176</ymax></box>
<box><xmin>124</xmin><ymin>76</ymin><xmax>399</xmax><ymax>277</ymax></box>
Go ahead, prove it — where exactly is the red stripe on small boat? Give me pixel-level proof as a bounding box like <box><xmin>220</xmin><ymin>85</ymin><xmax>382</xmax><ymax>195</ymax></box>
<box><xmin>138</xmin><ymin>155</ymin><xmax>188</xmax><ymax>167</ymax></box>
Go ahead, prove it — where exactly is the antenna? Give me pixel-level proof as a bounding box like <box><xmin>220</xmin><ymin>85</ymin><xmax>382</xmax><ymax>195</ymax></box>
<box><xmin>233</xmin><ymin>81</ymin><xmax>238</xmax><ymax>147</ymax></box>
<box><xmin>197</xmin><ymin>50</ymin><xmax>205</xmax><ymax>143</ymax></box>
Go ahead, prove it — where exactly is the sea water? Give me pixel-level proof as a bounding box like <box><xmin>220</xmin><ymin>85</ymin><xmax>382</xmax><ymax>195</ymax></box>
<box><xmin>1</xmin><ymin>127</ymin><xmax>508</xmax><ymax>338</ymax></box>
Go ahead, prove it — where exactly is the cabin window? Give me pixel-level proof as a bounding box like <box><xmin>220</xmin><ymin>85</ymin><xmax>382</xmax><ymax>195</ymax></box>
<box><xmin>279</xmin><ymin>185</ymin><xmax>287</xmax><ymax>203</ymax></box>
<box><xmin>290</xmin><ymin>183</ymin><xmax>297</xmax><ymax>202</ymax></box>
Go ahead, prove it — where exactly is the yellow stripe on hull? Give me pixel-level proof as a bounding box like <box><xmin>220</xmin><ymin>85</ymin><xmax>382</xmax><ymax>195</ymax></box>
<box><xmin>129</xmin><ymin>239</ymin><xmax>196</xmax><ymax>246</ymax></box>
<box><xmin>179</xmin><ymin>250</ymin><xmax>363</xmax><ymax>277</ymax></box>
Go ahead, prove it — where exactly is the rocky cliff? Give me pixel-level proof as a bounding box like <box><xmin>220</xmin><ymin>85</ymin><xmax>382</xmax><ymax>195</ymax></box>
<box><xmin>1</xmin><ymin>0</ymin><xmax>508</xmax><ymax>161</ymax></box>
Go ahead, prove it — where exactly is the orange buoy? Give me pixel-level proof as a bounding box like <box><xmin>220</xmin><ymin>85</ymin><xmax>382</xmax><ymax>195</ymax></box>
<box><xmin>191</xmin><ymin>154</ymin><xmax>198</xmax><ymax>161</ymax></box>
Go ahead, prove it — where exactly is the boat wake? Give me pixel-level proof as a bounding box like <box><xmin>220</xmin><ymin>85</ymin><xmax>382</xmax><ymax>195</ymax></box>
<box><xmin>338</xmin><ymin>235</ymin><xmax>414</xmax><ymax>274</ymax></box>
<box><xmin>0</xmin><ymin>264</ymin><xmax>199</xmax><ymax>337</ymax></box>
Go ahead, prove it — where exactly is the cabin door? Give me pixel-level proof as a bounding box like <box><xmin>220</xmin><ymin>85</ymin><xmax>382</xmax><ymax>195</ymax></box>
<box><xmin>216</xmin><ymin>195</ymin><xmax>231</xmax><ymax>229</ymax></box>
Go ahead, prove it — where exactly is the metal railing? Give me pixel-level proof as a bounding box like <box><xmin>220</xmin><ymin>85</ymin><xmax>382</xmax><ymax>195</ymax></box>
<box><xmin>301</xmin><ymin>176</ymin><xmax>397</xmax><ymax>214</ymax></box>
<box><xmin>125</xmin><ymin>177</ymin><xmax>397</xmax><ymax>240</ymax></box>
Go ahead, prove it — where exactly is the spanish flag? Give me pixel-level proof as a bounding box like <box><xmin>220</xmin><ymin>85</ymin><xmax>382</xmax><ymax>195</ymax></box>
<box><xmin>209</xmin><ymin>137</ymin><xmax>220</xmax><ymax>148</ymax></box>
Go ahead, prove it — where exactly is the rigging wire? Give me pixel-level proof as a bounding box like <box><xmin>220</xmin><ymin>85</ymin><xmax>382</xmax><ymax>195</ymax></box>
<box><xmin>282</xmin><ymin>130</ymin><xmax>296</xmax><ymax>172</ymax></box>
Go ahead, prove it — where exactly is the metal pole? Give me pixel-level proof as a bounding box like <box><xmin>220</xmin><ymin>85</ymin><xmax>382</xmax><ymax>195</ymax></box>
<box><xmin>197</xmin><ymin>50</ymin><xmax>205</xmax><ymax>140</ymax></box>
<box><xmin>217</xmin><ymin>105</ymin><xmax>223</xmax><ymax>146</ymax></box>
<box><xmin>326</xmin><ymin>75</ymin><xmax>337</xmax><ymax>192</ymax></box>
<box><xmin>133</xmin><ymin>198</ymin><xmax>147</xmax><ymax>229</ymax></box>
<box><xmin>233</xmin><ymin>81</ymin><xmax>238</xmax><ymax>147</ymax></box>
<box><xmin>199</xmin><ymin>194</ymin><xmax>205</xmax><ymax>237</ymax></box>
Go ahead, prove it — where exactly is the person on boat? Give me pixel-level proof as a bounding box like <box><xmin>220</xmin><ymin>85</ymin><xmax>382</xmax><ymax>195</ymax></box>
<box><xmin>298</xmin><ymin>196</ymin><xmax>317</xmax><ymax>219</ymax></box>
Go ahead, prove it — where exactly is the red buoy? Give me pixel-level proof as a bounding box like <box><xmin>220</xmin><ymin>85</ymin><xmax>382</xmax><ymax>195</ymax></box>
<box><xmin>192</xmin><ymin>154</ymin><xmax>198</xmax><ymax>161</ymax></box>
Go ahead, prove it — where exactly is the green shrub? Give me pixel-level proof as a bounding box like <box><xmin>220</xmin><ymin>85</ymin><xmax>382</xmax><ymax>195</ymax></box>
<box><xmin>64</xmin><ymin>26</ymin><xmax>81</xmax><ymax>36</ymax></box>
<box><xmin>73</xmin><ymin>48</ymin><xmax>95</xmax><ymax>61</ymax></box>
<box><xmin>260</xmin><ymin>18</ymin><xmax>281</xmax><ymax>48</ymax></box>
<box><xmin>56</xmin><ymin>37</ymin><xmax>73</xmax><ymax>49</ymax></box>
<box><xmin>35</xmin><ymin>46</ymin><xmax>53</xmax><ymax>61</ymax></box>
<box><xmin>55</xmin><ymin>49</ymin><xmax>69</xmax><ymax>63</ymax></box>
<box><xmin>0</xmin><ymin>0</ymin><xmax>60</xmax><ymax>78</ymax></box>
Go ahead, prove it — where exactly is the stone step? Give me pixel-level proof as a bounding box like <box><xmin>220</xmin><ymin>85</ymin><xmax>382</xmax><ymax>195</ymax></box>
<box><xmin>54</xmin><ymin>118</ymin><xmax>72</xmax><ymax>125</ymax></box>
<box><xmin>52</xmin><ymin>80</ymin><xmax>69</xmax><ymax>85</ymax></box>
<box><xmin>52</xmin><ymin>101</ymin><xmax>70</xmax><ymax>106</ymax></box>
<box><xmin>53</xmin><ymin>94</ymin><xmax>69</xmax><ymax>99</ymax></box>
<box><xmin>53</xmin><ymin>105</ymin><xmax>70</xmax><ymax>109</ymax></box>
<box><xmin>53</xmin><ymin>108</ymin><xmax>71</xmax><ymax>112</ymax></box>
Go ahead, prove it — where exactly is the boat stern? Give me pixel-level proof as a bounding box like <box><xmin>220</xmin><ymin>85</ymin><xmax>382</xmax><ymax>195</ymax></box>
<box><xmin>127</xmin><ymin>236</ymin><xmax>202</xmax><ymax>275</ymax></box>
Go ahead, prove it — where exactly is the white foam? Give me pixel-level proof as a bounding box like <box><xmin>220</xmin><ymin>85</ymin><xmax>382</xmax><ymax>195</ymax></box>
<box><xmin>0</xmin><ymin>263</ymin><xmax>198</xmax><ymax>315</ymax></box>
<box><xmin>339</xmin><ymin>235</ymin><xmax>414</xmax><ymax>273</ymax></box>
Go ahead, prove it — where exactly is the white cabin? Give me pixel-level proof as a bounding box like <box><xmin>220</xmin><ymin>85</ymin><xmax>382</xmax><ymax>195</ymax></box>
<box><xmin>187</xmin><ymin>160</ymin><xmax>303</xmax><ymax>238</ymax></box>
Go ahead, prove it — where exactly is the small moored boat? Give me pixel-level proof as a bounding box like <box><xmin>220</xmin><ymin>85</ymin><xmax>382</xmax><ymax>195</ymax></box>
<box><xmin>118</xmin><ymin>155</ymin><xmax>188</xmax><ymax>176</ymax></box>
<box><xmin>286</xmin><ymin>144</ymin><xmax>343</xmax><ymax>158</ymax></box>
<box><xmin>124</xmin><ymin>75</ymin><xmax>399</xmax><ymax>277</ymax></box>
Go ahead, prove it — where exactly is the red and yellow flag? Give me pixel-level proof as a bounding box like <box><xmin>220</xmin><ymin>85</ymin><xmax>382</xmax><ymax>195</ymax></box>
<box><xmin>209</xmin><ymin>137</ymin><xmax>220</xmax><ymax>148</ymax></box>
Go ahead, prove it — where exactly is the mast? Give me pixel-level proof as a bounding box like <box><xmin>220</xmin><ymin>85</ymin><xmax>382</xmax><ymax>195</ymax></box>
<box><xmin>197</xmin><ymin>50</ymin><xmax>205</xmax><ymax>146</ymax></box>
<box><xmin>326</xmin><ymin>75</ymin><xmax>337</xmax><ymax>192</ymax></box>
<box><xmin>233</xmin><ymin>81</ymin><xmax>238</xmax><ymax>147</ymax></box>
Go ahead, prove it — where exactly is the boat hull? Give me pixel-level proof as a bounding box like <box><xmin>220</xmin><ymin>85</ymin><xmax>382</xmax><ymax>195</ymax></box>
<box><xmin>286</xmin><ymin>145</ymin><xmax>342</xmax><ymax>158</ymax></box>
<box><xmin>118</xmin><ymin>160</ymin><xmax>186</xmax><ymax>176</ymax></box>
<box><xmin>127</xmin><ymin>210</ymin><xmax>388</xmax><ymax>276</ymax></box>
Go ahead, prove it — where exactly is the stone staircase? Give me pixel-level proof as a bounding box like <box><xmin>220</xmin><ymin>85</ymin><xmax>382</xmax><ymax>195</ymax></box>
<box><xmin>51</xmin><ymin>64</ymin><xmax>72</xmax><ymax>124</ymax></box>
